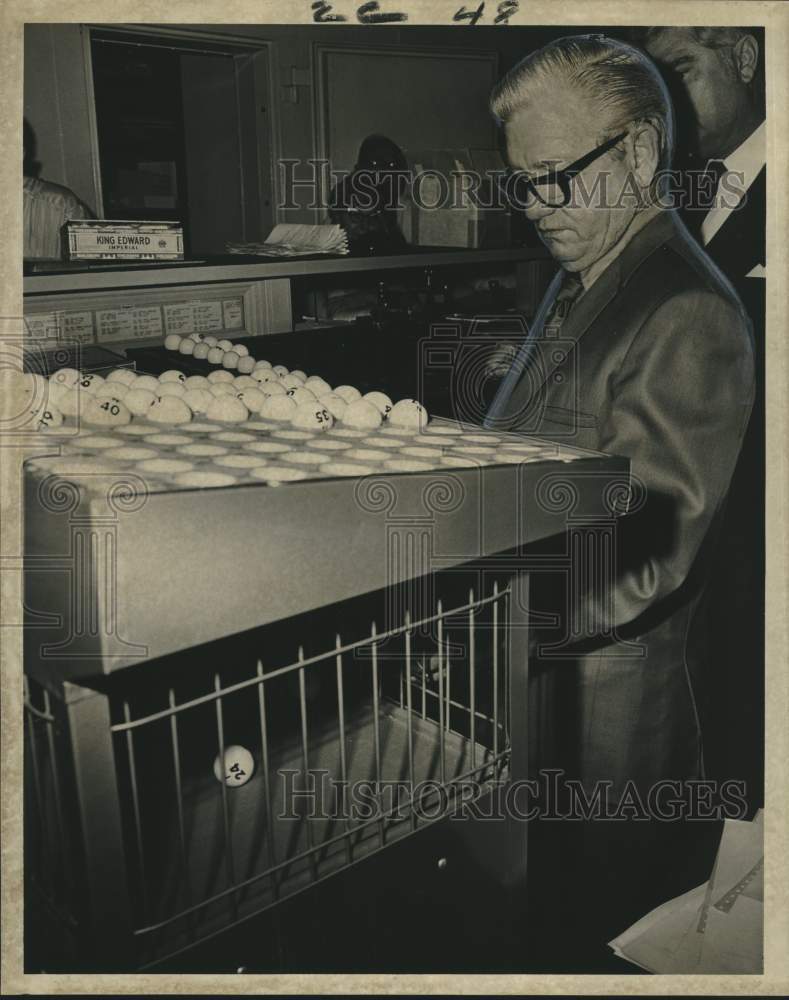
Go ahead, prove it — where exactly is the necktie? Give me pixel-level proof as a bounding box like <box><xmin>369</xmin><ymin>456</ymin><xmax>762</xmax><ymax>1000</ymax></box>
<box><xmin>683</xmin><ymin>159</ymin><xmax>726</xmax><ymax>235</ymax></box>
<box><xmin>485</xmin><ymin>272</ymin><xmax>584</xmax><ymax>426</ymax></box>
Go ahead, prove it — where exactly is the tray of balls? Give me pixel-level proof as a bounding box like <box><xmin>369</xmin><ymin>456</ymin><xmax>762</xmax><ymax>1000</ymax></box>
<box><xmin>16</xmin><ymin>343</ymin><xmax>589</xmax><ymax>495</ymax></box>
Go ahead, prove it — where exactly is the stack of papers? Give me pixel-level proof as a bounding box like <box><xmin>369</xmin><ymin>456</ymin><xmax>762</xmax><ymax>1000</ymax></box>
<box><xmin>609</xmin><ymin>811</ymin><xmax>763</xmax><ymax>973</ymax></box>
<box><xmin>227</xmin><ymin>224</ymin><xmax>349</xmax><ymax>257</ymax></box>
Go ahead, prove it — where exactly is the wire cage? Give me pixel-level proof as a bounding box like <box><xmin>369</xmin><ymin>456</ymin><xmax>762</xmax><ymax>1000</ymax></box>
<box><xmin>24</xmin><ymin>569</ymin><xmax>514</xmax><ymax>971</ymax></box>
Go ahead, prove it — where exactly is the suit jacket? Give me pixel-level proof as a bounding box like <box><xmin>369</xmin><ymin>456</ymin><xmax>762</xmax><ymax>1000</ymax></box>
<box><xmin>493</xmin><ymin>210</ymin><xmax>755</xmax><ymax>796</ymax></box>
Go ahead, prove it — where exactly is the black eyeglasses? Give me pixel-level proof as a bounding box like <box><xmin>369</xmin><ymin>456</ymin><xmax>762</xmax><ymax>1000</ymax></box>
<box><xmin>506</xmin><ymin>130</ymin><xmax>628</xmax><ymax>208</ymax></box>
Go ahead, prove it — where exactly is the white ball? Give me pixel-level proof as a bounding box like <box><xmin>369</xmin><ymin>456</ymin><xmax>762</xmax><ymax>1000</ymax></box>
<box><xmin>147</xmin><ymin>396</ymin><xmax>193</xmax><ymax>425</ymax></box>
<box><xmin>124</xmin><ymin>387</ymin><xmax>157</xmax><ymax>416</ymax></box>
<box><xmin>83</xmin><ymin>396</ymin><xmax>132</xmax><ymax>427</ymax></box>
<box><xmin>273</xmin><ymin>364</ymin><xmax>289</xmax><ymax>377</ymax></box>
<box><xmin>235</xmin><ymin>387</ymin><xmax>267</xmax><ymax>413</ymax></box>
<box><xmin>33</xmin><ymin>404</ymin><xmax>64</xmax><ymax>430</ymax></box>
<box><xmin>252</xmin><ymin>368</ymin><xmax>278</xmax><ymax>385</ymax></box>
<box><xmin>237</xmin><ymin>355</ymin><xmax>256</xmax><ymax>374</ymax></box>
<box><xmin>319</xmin><ymin>393</ymin><xmax>348</xmax><ymax>420</ymax></box>
<box><xmin>291</xmin><ymin>402</ymin><xmax>334</xmax><ymax>432</ymax></box>
<box><xmin>182</xmin><ymin>388</ymin><xmax>212</xmax><ymax>414</ymax></box>
<box><xmin>213</xmin><ymin>745</ymin><xmax>255</xmax><ymax>787</ymax></box>
<box><xmin>76</xmin><ymin>372</ymin><xmax>105</xmax><ymax>393</ymax></box>
<box><xmin>95</xmin><ymin>380</ymin><xmax>129</xmax><ymax>399</ymax></box>
<box><xmin>260</xmin><ymin>394</ymin><xmax>297</xmax><ymax>422</ymax></box>
<box><xmin>260</xmin><ymin>380</ymin><xmax>286</xmax><ymax>397</ymax></box>
<box><xmin>363</xmin><ymin>391</ymin><xmax>393</xmax><ymax>418</ymax></box>
<box><xmin>341</xmin><ymin>399</ymin><xmax>383</xmax><ymax>430</ymax></box>
<box><xmin>207</xmin><ymin>369</ymin><xmax>234</xmax><ymax>383</ymax></box>
<box><xmin>234</xmin><ymin>343</ymin><xmax>249</xmax><ymax>358</ymax></box>
<box><xmin>223</xmin><ymin>352</ymin><xmax>240</xmax><ymax>370</ymax></box>
<box><xmin>291</xmin><ymin>369</ymin><xmax>307</xmax><ymax>382</ymax></box>
<box><xmin>184</xmin><ymin>375</ymin><xmax>209</xmax><ymax>390</ymax></box>
<box><xmin>193</xmin><ymin>343</ymin><xmax>210</xmax><ymax>360</ymax></box>
<box><xmin>334</xmin><ymin>385</ymin><xmax>362</xmax><ymax>403</ymax></box>
<box><xmin>389</xmin><ymin>399</ymin><xmax>428</xmax><ymax>429</ymax></box>
<box><xmin>188</xmin><ymin>332</ymin><xmax>205</xmax><ymax>342</ymax></box>
<box><xmin>254</xmin><ymin>359</ymin><xmax>272</xmax><ymax>370</ymax></box>
<box><xmin>160</xmin><ymin>369</ymin><xmax>186</xmax><ymax>384</ymax></box>
<box><xmin>286</xmin><ymin>386</ymin><xmax>318</xmax><ymax>406</ymax></box>
<box><xmin>107</xmin><ymin>368</ymin><xmax>137</xmax><ymax>386</ymax></box>
<box><xmin>217</xmin><ymin>339</ymin><xmax>234</xmax><ymax>352</ymax></box>
<box><xmin>164</xmin><ymin>334</ymin><xmax>182</xmax><ymax>351</ymax></box>
<box><xmin>134</xmin><ymin>375</ymin><xmax>159</xmax><ymax>393</ymax></box>
<box><xmin>206</xmin><ymin>395</ymin><xmax>249</xmax><ymax>423</ymax></box>
<box><xmin>203</xmin><ymin>335</ymin><xmax>218</xmax><ymax>348</ymax></box>
<box><xmin>305</xmin><ymin>376</ymin><xmax>331</xmax><ymax>396</ymax></box>
<box><xmin>207</xmin><ymin>347</ymin><xmax>225</xmax><ymax>365</ymax></box>
<box><xmin>57</xmin><ymin>388</ymin><xmax>83</xmax><ymax>416</ymax></box>
<box><xmin>280</xmin><ymin>373</ymin><xmax>305</xmax><ymax>389</ymax></box>
<box><xmin>210</xmin><ymin>382</ymin><xmax>236</xmax><ymax>397</ymax></box>
<box><xmin>157</xmin><ymin>381</ymin><xmax>186</xmax><ymax>398</ymax></box>
<box><xmin>50</xmin><ymin>367</ymin><xmax>81</xmax><ymax>388</ymax></box>
<box><xmin>234</xmin><ymin>375</ymin><xmax>258</xmax><ymax>389</ymax></box>
<box><xmin>179</xmin><ymin>339</ymin><xmax>196</xmax><ymax>356</ymax></box>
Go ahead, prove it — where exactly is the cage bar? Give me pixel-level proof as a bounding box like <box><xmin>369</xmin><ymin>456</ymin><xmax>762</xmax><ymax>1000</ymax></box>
<box><xmin>213</xmin><ymin>673</ymin><xmax>238</xmax><ymax>923</ymax></box>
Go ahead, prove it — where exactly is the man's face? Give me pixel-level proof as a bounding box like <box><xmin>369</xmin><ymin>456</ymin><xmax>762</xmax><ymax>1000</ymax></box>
<box><xmin>645</xmin><ymin>28</ymin><xmax>743</xmax><ymax>158</ymax></box>
<box><xmin>505</xmin><ymin>93</ymin><xmax>637</xmax><ymax>275</ymax></box>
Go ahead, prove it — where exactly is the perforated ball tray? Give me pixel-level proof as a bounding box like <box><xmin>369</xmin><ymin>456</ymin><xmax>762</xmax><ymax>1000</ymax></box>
<box><xmin>24</xmin><ymin>414</ymin><xmax>629</xmax><ymax>681</ymax></box>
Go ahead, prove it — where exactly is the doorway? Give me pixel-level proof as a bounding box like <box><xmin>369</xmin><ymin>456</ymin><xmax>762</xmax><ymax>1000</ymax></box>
<box><xmin>90</xmin><ymin>30</ymin><xmax>274</xmax><ymax>256</ymax></box>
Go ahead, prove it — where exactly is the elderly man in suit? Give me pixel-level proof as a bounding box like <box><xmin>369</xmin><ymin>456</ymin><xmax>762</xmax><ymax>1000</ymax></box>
<box><xmin>485</xmin><ymin>34</ymin><xmax>754</xmax><ymax>960</ymax></box>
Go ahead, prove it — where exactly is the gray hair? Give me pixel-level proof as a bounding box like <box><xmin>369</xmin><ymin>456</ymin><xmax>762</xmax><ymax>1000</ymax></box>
<box><xmin>490</xmin><ymin>34</ymin><xmax>675</xmax><ymax>169</ymax></box>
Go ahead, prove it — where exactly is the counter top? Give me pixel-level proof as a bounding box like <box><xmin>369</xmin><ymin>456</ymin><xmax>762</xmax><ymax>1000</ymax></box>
<box><xmin>24</xmin><ymin>246</ymin><xmax>548</xmax><ymax>295</ymax></box>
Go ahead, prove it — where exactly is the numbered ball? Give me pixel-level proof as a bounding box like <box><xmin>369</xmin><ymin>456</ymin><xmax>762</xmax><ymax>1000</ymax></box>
<box><xmin>291</xmin><ymin>402</ymin><xmax>334</xmax><ymax>432</ymax></box>
<box><xmin>213</xmin><ymin>745</ymin><xmax>255</xmax><ymax>788</ymax></box>
<box><xmin>260</xmin><ymin>394</ymin><xmax>297</xmax><ymax>422</ymax></box>
<box><xmin>148</xmin><ymin>396</ymin><xmax>193</xmax><ymax>425</ymax></box>
<box><xmin>319</xmin><ymin>392</ymin><xmax>348</xmax><ymax>420</ymax></box>
<box><xmin>124</xmin><ymin>387</ymin><xmax>157</xmax><ymax>416</ymax></box>
<box><xmin>164</xmin><ymin>334</ymin><xmax>182</xmax><ymax>351</ymax></box>
<box><xmin>389</xmin><ymin>398</ymin><xmax>428</xmax><ymax>429</ymax></box>
<box><xmin>286</xmin><ymin>386</ymin><xmax>317</xmax><ymax>406</ymax></box>
<box><xmin>341</xmin><ymin>398</ymin><xmax>382</xmax><ymax>430</ymax></box>
<box><xmin>235</xmin><ymin>387</ymin><xmax>267</xmax><ymax>414</ymax></box>
<box><xmin>222</xmin><ymin>351</ymin><xmax>240</xmax><ymax>370</ymax></box>
<box><xmin>234</xmin><ymin>343</ymin><xmax>249</xmax><ymax>358</ymax></box>
<box><xmin>33</xmin><ymin>404</ymin><xmax>64</xmax><ymax>430</ymax></box>
<box><xmin>259</xmin><ymin>380</ymin><xmax>286</xmax><ymax>397</ymax></box>
<box><xmin>273</xmin><ymin>364</ymin><xmax>289</xmax><ymax>377</ymax></box>
<box><xmin>280</xmin><ymin>373</ymin><xmax>305</xmax><ymax>389</ymax></box>
<box><xmin>207</xmin><ymin>347</ymin><xmax>225</xmax><ymax>365</ymax></box>
<box><xmin>206</xmin><ymin>395</ymin><xmax>249</xmax><ymax>424</ymax></box>
<box><xmin>203</xmin><ymin>336</ymin><xmax>218</xmax><ymax>348</ymax></box>
<box><xmin>76</xmin><ymin>372</ymin><xmax>105</xmax><ymax>393</ymax></box>
<box><xmin>217</xmin><ymin>339</ymin><xmax>234</xmax><ymax>352</ymax></box>
<box><xmin>182</xmin><ymin>388</ymin><xmax>212</xmax><ymax>414</ymax></box>
<box><xmin>83</xmin><ymin>396</ymin><xmax>132</xmax><ymax>427</ymax></box>
<box><xmin>160</xmin><ymin>370</ymin><xmax>186</xmax><ymax>384</ymax></box>
<box><xmin>363</xmin><ymin>391</ymin><xmax>393</xmax><ymax>418</ymax></box>
<box><xmin>237</xmin><ymin>355</ymin><xmax>256</xmax><ymax>374</ymax></box>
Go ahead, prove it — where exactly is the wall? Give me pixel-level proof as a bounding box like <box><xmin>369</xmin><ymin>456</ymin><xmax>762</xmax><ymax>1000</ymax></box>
<box><xmin>23</xmin><ymin>23</ymin><xmax>580</xmax><ymax>227</ymax></box>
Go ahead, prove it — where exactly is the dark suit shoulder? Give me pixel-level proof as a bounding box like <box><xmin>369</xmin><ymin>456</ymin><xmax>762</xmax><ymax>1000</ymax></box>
<box><xmin>624</xmin><ymin>220</ymin><xmax>747</xmax><ymax>323</ymax></box>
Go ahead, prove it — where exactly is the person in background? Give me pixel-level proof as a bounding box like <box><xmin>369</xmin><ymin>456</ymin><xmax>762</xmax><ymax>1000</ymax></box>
<box><xmin>328</xmin><ymin>133</ymin><xmax>408</xmax><ymax>256</ymax></box>
<box><xmin>24</xmin><ymin>118</ymin><xmax>94</xmax><ymax>260</ymax></box>
<box><xmin>635</xmin><ymin>26</ymin><xmax>766</xmax><ymax>818</ymax></box>
<box><xmin>637</xmin><ymin>27</ymin><xmax>765</xmax><ymax>293</ymax></box>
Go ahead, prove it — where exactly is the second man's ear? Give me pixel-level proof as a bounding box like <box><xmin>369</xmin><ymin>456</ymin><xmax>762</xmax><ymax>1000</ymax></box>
<box><xmin>734</xmin><ymin>34</ymin><xmax>759</xmax><ymax>85</ymax></box>
<box><xmin>630</xmin><ymin>120</ymin><xmax>662</xmax><ymax>187</ymax></box>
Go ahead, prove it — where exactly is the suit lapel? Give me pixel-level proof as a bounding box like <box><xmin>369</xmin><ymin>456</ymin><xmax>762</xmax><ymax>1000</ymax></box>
<box><xmin>504</xmin><ymin>211</ymin><xmax>680</xmax><ymax>422</ymax></box>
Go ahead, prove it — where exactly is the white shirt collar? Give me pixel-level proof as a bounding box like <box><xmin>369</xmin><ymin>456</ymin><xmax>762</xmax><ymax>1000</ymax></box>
<box><xmin>721</xmin><ymin>119</ymin><xmax>766</xmax><ymax>191</ymax></box>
